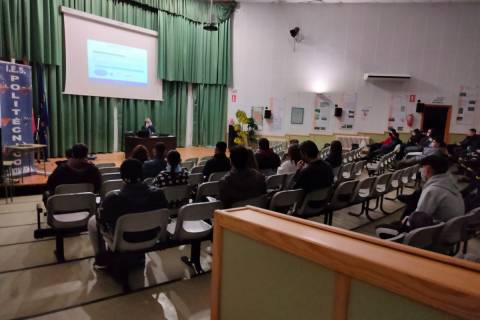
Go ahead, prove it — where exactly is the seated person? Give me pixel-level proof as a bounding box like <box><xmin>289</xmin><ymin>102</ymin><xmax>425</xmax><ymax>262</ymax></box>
<box><xmin>246</xmin><ymin>148</ymin><xmax>259</xmax><ymax>170</ymax></box>
<box><xmin>277</xmin><ymin>143</ymin><xmax>302</xmax><ymax>175</ymax></box>
<box><xmin>367</xmin><ymin>129</ymin><xmax>398</xmax><ymax>159</ymax></box>
<box><xmin>448</xmin><ymin>128</ymin><xmax>480</xmax><ymax>157</ymax></box>
<box><xmin>202</xmin><ymin>141</ymin><xmax>231</xmax><ymax>180</ymax></box>
<box><xmin>324</xmin><ymin>140</ymin><xmax>343</xmax><ymax>172</ymax></box>
<box><xmin>404</xmin><ymin>128</ymin><xmax>428</xmax><ymax>154</ymax></box>
<box><xmin>378</xmin><ymin>129</ymin><xmax>401</xmax><ymax>155</ymax></box>
<box><xmin>143</xmin><ymin>142</ymin><xmax>167</xmax><ymax>178</ymax></box>
<box><xmin>131</xmin><ymin>145</ymin><xmax>150</xmax><ymax>164</ymax></box>
<box><xmin>376</xmin><ymin>155</ymin><xmax>465</xmax><ymax>239</ymax></box>
<box><xmin>46</xmin><ymin>143</ymin><xmax>101</xmax><ymax>198</ymax></box>
<box><xmin>153</xmin><ymin>150</ymin><xmax>189</xmax><ymax>188</ymax></box>
<box><xmin>255</xmin><ymin>138</ymin><xmax>281</xmax><ymax>175</ymax></box>
<box><xmin>219</xmin><ymin>146</ymin><xmax>267</xmax><ymax>208</ymax></box>
<box><xmin>88</xmin><ymin>159</ymin><xmax>167</xmax><ymax>268</ymax></box>
<box><xmin>397</xmin><ymin>137</ymin><xmax>446</xmax><ymax>168</ymax></box>
<box><xmin>140</xmin><ymin>117</ymin><xmax>156</xmax><ymax>136</ymax></box>
<box><xmin>291</xmin><ymin>140</ymin><xmax>334</xmax><ymax>194</ymax></box>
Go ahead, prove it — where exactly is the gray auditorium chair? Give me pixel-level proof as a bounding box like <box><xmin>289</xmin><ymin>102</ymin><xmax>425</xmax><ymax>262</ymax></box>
<box><xmin>266</xmin><ymin>174</ymin><xmax>286</xmax><ymax>193</ymax></box>
<box><xmin>188</xmin><ymin>173</ymin><xmax>204</xmax><ymax>187</ymax></box>
<box><xmin>432</xmin><ymin>215</ymin><xmax>470</xmax><ymax>256</ymax></box>
<box><xmin>352</xmin><ymin>160</ymin><xmax>367</xmax><ymax>179</ymax></box>
<box><xmin>296</xmin><ymin>187</ymin><xmax>332</xmax><ymax>219</ymax></box>
<box><xmin>269</xmin><ymin>189</ymin><xmax>304</xmax><ymax>215</ymax></box>
<box><xmin>191</xmin><ymin>165</ymin><xmax>205</xmax><ymax>174</ymax></box>
<box><xmin>403</xmin><ymin>222</ymin><xmax>445</xmax><ymax>250</ymax></box>
<box><xmin>100</xmin><ymin>179</ymin><xmax>125</xmax><ymax>199</ymax></box>
<box><xmin>463</xmin><ymin>208</ymin><xmax>480</xmax><ymax>254</ymax></box>
<box><xmin>46</xmin><ymin>192</ymin><xmax>97</xmax><ymax>261</ymax></box>
<box><xmin>184</xmin><ymin>157</ymin><xmax>199</xmax><ymax>165</ymax></box>
<box><xmin>348</xmin><ymin>176</ymin><xmax>377</xmax><ymax>220</ymax></box>
<box><xmin>195</xmin><ymin>181</ymin><xmax>220</xmax><ymax>202</ymax></box>
<box><xmin>231</xmin><ymin>194</ymin><xmax>269</xmax><ymax>209</ymax></box>
<box><xmin>160</xmin><ymin>184</ymin><xmax>191</xmax><ymax>213</ymax></box>
<box><xmin>95</xmin><ymin>163</ymin><xmax>116</xmax><ymax>169</ymax></box>
<box><xmin>323</xmin><ymin>180</ymin><xmax>359</xmax><ymax>225</ymax></box>
<box><xmin>168</xmin><ymin>201</ymin><xmax>221</xmax><ymax>241</ymax></box>
<box><xmin>368</xmin><ymin>172</ymin><xmax>392</xmax><ymax>214</ymax></box>
<box><xmin>98</xmin><ymin>166</ymin><xmax>120</xmax><ymax>174</ymax></box>
<box><xmin>208</xmin><ymin>171</ymin><xmax>228</xmax><ymax>182</ymax></box>
<box><xmin>181</xmin><ymin>161</ymin><xmax>196</xmax><ymax>171</ymax></box>
<box><xmin>336</xmin><ymin>162</ymin><xmax>354</xmax><ymax>184</ymax></box>
<box><xmin>200</xmin><ymin>156</ymin><xmax>213</xmax><ymax>162</ymax></box>
<box><xmin>283</xmin><ymin>173</ymin><xmax>296</xmax><ymax>190</ymax></box>
<box><xmin>55</xmin><ymin>183</ymin><xmax>94</xmax><ymax>195</ymax></box>
<box><xmin>101</xmin><ymin>172</ymin><xmax>122</xmax><ymax>183</ymax></box>
<box><xmin>384</xmin><ymin>169</ymin><xmax>404</xmax><ymax>202</ymax></box>
<box><xmin>198</xmin><ymin>160</ymin><xmax>208</xmax><ymax>166</ymax></box>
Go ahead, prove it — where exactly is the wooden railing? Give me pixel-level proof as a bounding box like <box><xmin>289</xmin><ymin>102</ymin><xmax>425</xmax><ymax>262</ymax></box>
<box><xmin>211</xmin><ymin>206</ymin><xmax>480</xmax><ymax>320</ymax></box>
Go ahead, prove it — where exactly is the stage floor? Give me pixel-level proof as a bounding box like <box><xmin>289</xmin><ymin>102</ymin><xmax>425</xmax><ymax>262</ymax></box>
<box><xmin>15</xmin><ymin>147</ymin><xmax>214</xmax><ymax>187</ymax></box>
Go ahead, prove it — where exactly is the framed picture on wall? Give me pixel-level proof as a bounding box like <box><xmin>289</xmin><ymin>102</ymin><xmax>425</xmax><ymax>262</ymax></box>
<box><xmin>291</xmin><ymin>107</ymin><xmax>304</xmax><ymax>124</ymax></box>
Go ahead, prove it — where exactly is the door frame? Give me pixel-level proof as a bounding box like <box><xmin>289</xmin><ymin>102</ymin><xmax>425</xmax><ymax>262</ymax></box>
<box><xmin>421</xmin><ymin>104</ymin><xmax>452</xmax><ymax>143</ymax></box>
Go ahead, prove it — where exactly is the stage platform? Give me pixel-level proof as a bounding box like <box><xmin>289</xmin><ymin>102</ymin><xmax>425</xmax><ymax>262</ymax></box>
<box><xmin>11</xmin><ymin>147</ymin><xmax>214</xmax><ymax>188</ymax></box>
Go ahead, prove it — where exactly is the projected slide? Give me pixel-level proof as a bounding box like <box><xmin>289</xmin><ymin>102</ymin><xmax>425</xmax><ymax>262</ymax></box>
<box><xmin>87</xmin><ymin>40</ymin><xmax>148</xmax><ymax>85</ymax></box>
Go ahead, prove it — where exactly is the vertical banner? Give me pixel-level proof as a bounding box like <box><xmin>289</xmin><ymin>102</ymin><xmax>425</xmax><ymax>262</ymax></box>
<box><xmin>313</xmin><ymin>94</ymin><xmax>332</xmax><ymax>132</ymax></box>
<box><xmin>0</xmin><ymin>61</ymin><xmax>34</xmax><ymax>176</ymax></box>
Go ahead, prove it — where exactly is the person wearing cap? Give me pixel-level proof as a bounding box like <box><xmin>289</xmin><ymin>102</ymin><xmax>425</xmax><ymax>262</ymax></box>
<box><xmin>87</xmin><ymin>159</ymin><xmax>168</xmax><ymax>269</ymax></box>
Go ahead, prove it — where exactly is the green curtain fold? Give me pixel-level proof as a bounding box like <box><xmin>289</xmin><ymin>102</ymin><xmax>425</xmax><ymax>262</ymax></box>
<box><xmin>192</xmin><ymin>84</ymin><xmax>227</xmax><ymax>146</ymax></box>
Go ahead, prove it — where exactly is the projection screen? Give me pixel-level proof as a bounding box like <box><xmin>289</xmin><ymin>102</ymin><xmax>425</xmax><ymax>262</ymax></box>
<box><xmin>62</xmin><ymin>7</ymin><xmax>162</xmax><ymax>100</ymax></box>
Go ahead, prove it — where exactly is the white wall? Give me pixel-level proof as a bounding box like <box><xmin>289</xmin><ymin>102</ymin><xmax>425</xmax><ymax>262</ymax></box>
<box><xmin>229</xmin><ymin>2</ymin><xmax>480</xmax><ymax>136</ymax></box>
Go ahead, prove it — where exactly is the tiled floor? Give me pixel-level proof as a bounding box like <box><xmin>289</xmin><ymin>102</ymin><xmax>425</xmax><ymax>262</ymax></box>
<box><xmin>1</xmin><ymin>183</ymin><xmax>478</xmax><ymax>319</ymax></box>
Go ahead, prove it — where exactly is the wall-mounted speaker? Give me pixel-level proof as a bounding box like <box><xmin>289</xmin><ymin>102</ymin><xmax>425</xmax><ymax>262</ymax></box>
<box><xmin>334</xmin><ymin>107</ymin><xmax>343</xmax><ymax>117</ymax></box>
<box><xmin>264</xmin><ymin>109</ymin><xmax>272</xmax><ymax>119</ymax></box>
<box><xmin>416</xmin><ymin>100</ymin><xmax>424</xmax><ymax>113</ymax></box>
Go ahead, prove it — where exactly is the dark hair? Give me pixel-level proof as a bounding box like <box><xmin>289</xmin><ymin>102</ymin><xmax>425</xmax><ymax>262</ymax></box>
<box><xmin>71</xmin><ymin>143</ymin><xmax>88</xmax><ymax>159</ymax></box>
<box><xmin>287</xmin><ymin>144</ymin><xmax>301</xmax><ymax>165</ymax></box>
<box><xmin>470</xmin><ymin>128</ymin><xmax>477</xmax><ymax>133</ymax></box>
<box><xmin>327</xmin><ymin>140</ymin><xmax>343</xmax><ymax>166</ymax></box>
<box><xmin>131</xmin><ymin>145</ymin><xmax>150</xmax><ymax>163</ymax></box>
<box><xmin>120</xmin><ymin>159</ymin><xmax>143</xmax><ymax>183</ymax></box>
<box><xmin>412</xmin><ymin>129</ymin><xmax>421</xmax><ymax>136</ymax></box>
<box><xmin>419</xmin><ymin>155</ymin><xmax>449</xmax><ymax>174</ymax></box>
<box><xmin>166</xmin><ymin>150</ymin><xmax>181</xmax><ymax>173</ymax></box>
<box><xmin>230</xmin><ymin>146</ymin><xmax>249</xmax><ymax>170</ymax></box>
<box><xmin>289</xmin><ymin>139</ymin><xmax>299</xmax><ymax>145</ymax></box>
<box><xmin>216</xmin><ymin>141</ymin><xmax>227</xmax><ymax>153</ymax></box>
<box><xmin>258</xmin><ymin>138</ymin><xmax>270</xmax><ymax>151</ymax></box>
<box><xmin>299</xmin><ymin>140</ymin><xmax>319</xmax><ymax>159</ymax></box>
<box><xmin>65</xmin><ymin>148</ymin><xmax>73</xmax><ymax>159</ymax></box>
<box><xmin>154</xmin><ymin>142</ymin><xmax>166</xmax><ymax>159</ymax></box>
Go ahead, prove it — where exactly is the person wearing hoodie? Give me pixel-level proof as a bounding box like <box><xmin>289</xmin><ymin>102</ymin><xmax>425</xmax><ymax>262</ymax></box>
<box><xmin>219</xmin><ymin>145</ymin><xmax>267</xmax><ymax>208</ymax></box>
<box><xmin>255</xmin><ymin>138</ymin><xmax>281</xmax><ymax>176</ymax></box>
<box><xmin>46</xmin><ymin>143</ymin><xmax>101</xmax><ymax>196</ymax></box>
<box><xmin>415</xmin><ymin>155</ymin><xmax>465</xmax><ymax>222</ymax></box>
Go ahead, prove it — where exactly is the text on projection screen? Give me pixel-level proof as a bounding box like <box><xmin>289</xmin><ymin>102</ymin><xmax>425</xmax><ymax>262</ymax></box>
<box><xmin>62</xmin><ymin>7</ymin><xmax>162</xmax><ymax>101</ymax></box>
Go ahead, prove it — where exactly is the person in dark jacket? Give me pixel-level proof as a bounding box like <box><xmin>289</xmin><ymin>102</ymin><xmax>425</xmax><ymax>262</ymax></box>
<box><xmin>324</xmin><ymin>140</ymin><xmax>343</xmax><ymax>170</ymax></box>
<box><xmin>88</xmin><ymin>159</ymin><xmax>168</xmax><ymax>268</ymax></box>
<box><xmin>255</xmin><ymin>138</ymin><xmax>281</xmax><ymax>175</ymax></box>
<box><xmin>46</xmin><ymin>143</ymin><xmax>101</xmax><ymax>195</ymax></box>
<box><xmin>219</xmin><ymin>146</ymin><xmax>267</xmax><ymax>208</ymax></box>
<box><xmin>202</xmin><ymin>141</ymin><xmax>231</xmax><ymax>180</ymax></box>
<box><xmin>143</xmin><ymin>142</ymin><xmax>167</xmax><ymax>178</ymax></box>
<box><xmin>291</xmin><ymin>140</ymin><xmax>334</xmax><ymax>194</ymax></box>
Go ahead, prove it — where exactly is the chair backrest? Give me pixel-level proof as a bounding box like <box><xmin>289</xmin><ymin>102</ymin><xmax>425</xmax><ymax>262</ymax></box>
<box><xmin>181</xmin><ymin>161</ymin><xmax>196</xmax><ymax>171</ymax></box>
<box><xmin>466</xmin><ymin>207</ymin><xmax>480</xmax><ymax>228</ymax></box>
<box><xmin>198</xmin><ymin>159</ymin><xmax>208</xmax><ymax>166</ymax></box>
<box><xmin>231</xmin><ymin>194</ymin><xmax>269</xmax><ymax>209</ymax></box>
<box><xmin>101</xmin><ymin>172</ymin><xmax>122</xmax><ymax>183</ymax></box>
<box><xmin>196</xmin><ymin>181</ymin><xmax>220</xmax><ymax>202</ymax></box>
<box><xmin>371</xmin><ymin>173</ymin><xmax>392</xmax><ymax>197</ymax></box>
<box><xmin>143</xmin><ymin>177</ymin><xmax>154</xmax><ymax>185</ymax></box>
<box><xmin>191</xmin><ymin>165</ymin><xmax>205</xmax><ymax>174</ymax></box>
<box><xmin>200</xmin><ymin>156</ymin><xmax>213</xmax><ymax>162</ymax></box>
<box><xmin>283</xmin><ymin>173</ymin><xmax>296</xmax><ymax>190</ymax></box>
<box><xmin>435</xmin><ymin>215</ymin><xmax>470</xmax><ymax>252</ymax></box>
<box><xmin>188</xmin><ymin>173</ymin><xmax>204</xmax><ymax>187</ymax></box>
<box><xmin>297</xmin><ymin>187</ymin><xmax>332</xmax><ymax>217</ymax></box>
<box><xmin>55</xmin><ymin>183</ymin><xmax>94</xmax><ymax>195</ymax></box>
<box><xmin>184</xmin><ymin>157</ymin><xmax>199</xmax><ymax>165</ymax></box>
<box><xmin>330</xmin><ymin>180</ymin><xmax>359</xmax><ymax>210</ymax></box>
<box><xmin>404</xmin><ymin>222</ymin><xmax>445</xmax><ymax>250</ymax></box>
<box><xmin>350</xmin><ymin>176</ymin><xmax>377</xmax><ymax>203</ymax></box>
<box><xmin>208</xmin><ymin>171</ymin><xmax>228</xmax><ymax>182</ymax></box>
<box><xmin>98</xmin><ymin>166</ymin><xmax>120</xmax><ymax>174</ymax></box>
<box><xmin>400</xmin><ymin>167</ymin><xmax>412</xmax><ymax>184</ymax></box>
<box><xmin>47</xmin><ymin>192</ymin><xmax>97</xmax><ymax>227</ymax></box>
<box><xmin>95</xmin><ymin>162</ymin><xmax>116</xmax><ymax>169</ymax></box>
<box><xmin>266</xmin><ymin>174</ymin><xmax>286</xmax><ymax>191</ymax></box>
<box><xmin>337</xmin><ymin>163</ymin><xmax>354</xmax><ymax>183</ymax></box>
<box><xmin>352</xmin><ymin>160</ymin><xmax>367</xmax><ymax>178</ymax></box>
<box><xmin>269</xmin><ymin>189</ymin><xmax>305</xmax><ymax>214</ymax></box>
<box><xmin>388</xmin><ymin>170</ymin><xmax>404</xmax><ymax>190</ymax></box>
<box><xmin>112</xmin><ymin>209</ymin><xmax>170</xmax><ymax>252</ymax></box>
<box><xmin>171</xmin><ymin>201</ymin><xmax>222</xmax><ymax>241</ymax></box>
<box><xmin>160</xmin><ymin>184</ymin><xmax>191</xmax><ymax>208</ymax></box>
<box><xmin>100</xmin><ymin>179</ymin><xmax>125</xmax><ymax>199</ymax></box>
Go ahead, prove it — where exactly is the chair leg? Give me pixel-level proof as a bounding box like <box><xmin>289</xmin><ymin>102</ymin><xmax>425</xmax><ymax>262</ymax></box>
<box><xmin>36</xmin><ymin>204</ymin><xmax>42</xmax><ymax>230</ymax></box>
<box><xmin>181</xmin><ymin>241</ymin><xmax>204</xmax><ymax>275</ymax></box>
<box><xmin>368</xmin><ymin>197</ymin><xmax>380</xmax><ymax>211</ymax></box>
<box><xmin>462</xmin><ymin>240</ymin><xmax>469</xmax><ymax>255</ymax></box>
<box><xmin>380</xmin><ymin>195</ymin><xmax>404</xmax><ymax>215</ymax></box>
<box><xmin>348</xmin><ymin>202</ymin><xmax>366</xmax><ymax>217</ymax></box>
<box><xmin>55</xmin><ymin>234</ymin><xmax>65</xmax><ymax>262</ymax></box>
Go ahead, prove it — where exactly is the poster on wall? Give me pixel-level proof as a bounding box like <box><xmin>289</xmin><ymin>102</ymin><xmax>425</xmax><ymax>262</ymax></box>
<box><xmin>339</xmin><ymin>92</ymin><xmax>357</xmax><ymax>130</ymax></box>
<box><xmin>456</xmin><ymin>85</ymin><xmax>478</xmax><ymax>126</ymax></box>
<box><xmin>389</xmin><ymin>94</ymin><xmax>416</xmax><ymax>132</ymax></box>
<box><xmin>251</xmin><ymin>106</ymin><xmax>264</xmax><ymax>131</ymax></box>
<box><xmin>291</xmin><ymin>107</ymin><xmax>304</xmax><ymax>125</ymax></box>
<box><xmin>313</xmin><ymin>94</ymin><xmax>331</xmax><ymax>131</ymax></box>
<box><xmin>268</xmin><ymin>97</ymin><xmax>285</xmax><ymax>133</ymax></box>
<box><xmin>0</xmin><ymin>61</ymin><xmax>34</xmax><ymax>177</ymax></box>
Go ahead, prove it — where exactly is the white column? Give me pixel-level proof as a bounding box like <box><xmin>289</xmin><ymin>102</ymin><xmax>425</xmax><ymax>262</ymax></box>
<box><xmin>185</xmin><ymin>83</ymin><xmax>194</xmax><ymax>147</ymax></box>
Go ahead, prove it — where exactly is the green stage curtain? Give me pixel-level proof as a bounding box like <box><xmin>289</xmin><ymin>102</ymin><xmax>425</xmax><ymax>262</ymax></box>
<box><xmin>118</xmin><ymin>81</ymin><xmax>188</xmax><ymax>150</ymax></box>
<box><xmin>192</xmin><ymin>84</ymin><xmax>227</xmax><ymax>146</ymax></box>
<box><xmin>158</xmin><ymin>11</ymin><xmax>232</xmax><ymax>85</ymax></box>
